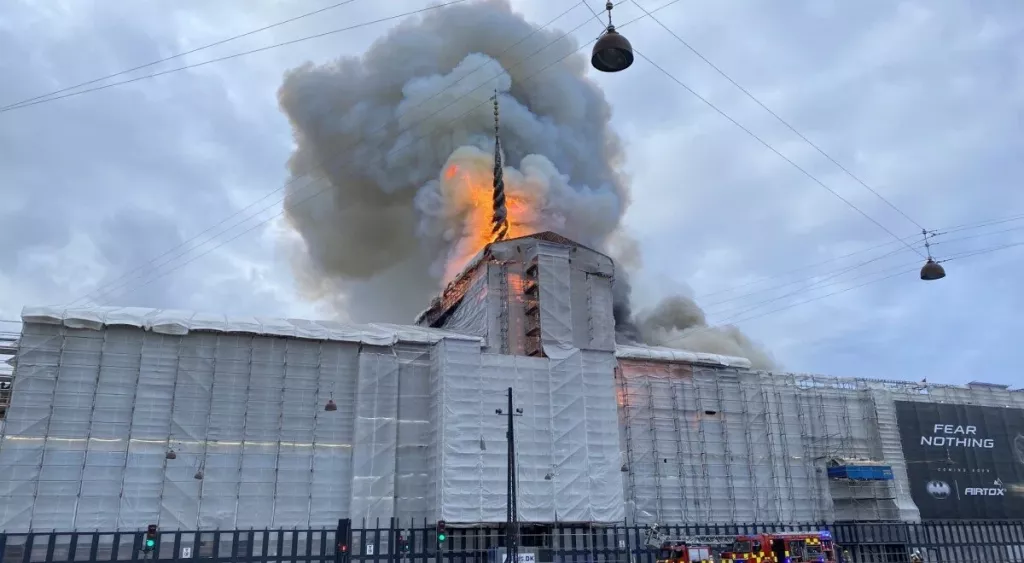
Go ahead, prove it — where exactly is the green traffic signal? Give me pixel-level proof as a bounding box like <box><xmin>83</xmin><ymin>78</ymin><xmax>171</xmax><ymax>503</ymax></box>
<box><xmin>146</xmin><ymin>540</ymin><xmax>155</xmax><ymax>548</ymax></box>
<box><xmin>437</xmin><ymin>533</ymin><xmax>446</xmax><ymax>542</ymax></box>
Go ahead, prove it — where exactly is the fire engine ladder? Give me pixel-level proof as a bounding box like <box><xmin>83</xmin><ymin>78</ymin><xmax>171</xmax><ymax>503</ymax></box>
<box><xmin>644</xmin><ymin>526</ymin><xmax>736</xmax><ymax>548</ymax></box>
<box><xmin>659</xmin><ymin>536</ymin><xmax>737</xmax><ymax>546</ymax></box>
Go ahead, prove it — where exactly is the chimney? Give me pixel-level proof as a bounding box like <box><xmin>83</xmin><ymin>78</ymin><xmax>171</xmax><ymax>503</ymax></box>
<box><xmin>415</xmin><ymin>232</ymin><xmax>616</xmax><ymax>356</ymax></box>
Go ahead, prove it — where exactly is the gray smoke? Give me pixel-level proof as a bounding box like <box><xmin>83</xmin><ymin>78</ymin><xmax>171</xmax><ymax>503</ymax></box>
<box><xmin>634</xmin><ymin>296</ymin><xmax>777</xmax><ymax>369</ymax></box>
<box><xmin>276</xmin><ymin>0</ymin><xmax>774</xmax><ymax>368</ymax></box>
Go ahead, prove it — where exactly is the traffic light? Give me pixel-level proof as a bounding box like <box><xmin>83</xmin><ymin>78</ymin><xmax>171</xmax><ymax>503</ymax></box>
<box><xmin>336</xmin><ymin>518</ymin><xmax>351</xmax><ymax>558</ymax></box>
<box><xmin>144</xmin><ymin>525</ymin><xmax>158</xmax><ymax>552</ymax></box>
<box><xmin>397</xmin><ymin>534</ymin><xmax>410</xmax><ymax>554</ymax></box>
<box><xmin>436</xmin><ymin>521</ymin><xmax>447</xmax><ymax>544</ymax></box>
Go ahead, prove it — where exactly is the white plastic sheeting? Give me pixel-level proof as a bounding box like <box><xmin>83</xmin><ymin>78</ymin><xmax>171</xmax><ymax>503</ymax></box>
<box><xmin>532</xmin><ymin>243</ymin><xmax>575</xmax><ymax>359</ymax></box>
<box><xmin>0</xmin><ymin>310</ymin><xmax>470</xmax><ymax>532</ymax></box>
<box><xmin>20</xmin><ymin>306</ymin><xmax>481</xmax><ymax>346</ymax></box>
<box><xmin>616</xmin><ymin>345</ymin><xmax>751</xmax><ymax>369</ymax></box>
<box><xmin>616</xmin><ymin>362</ymin><xmax>1024</xmax><ymax>524</ymax></box>
<box><xmin>428</xmin><ymin>238</ymin><xmax>625</xmax><ymax>523</ymax></box>
<box><xmin>434</xmin><ymin>340</ymin><xmax>625</xmax><ymax>523</ymax></box>
<box><xmin>618</xmin><ymin>362</ymin><xmax>817</xmax><ymax>524</ymax></box>
<box><xmin>437</xmin><ymin>267</ymin><xmax>490</xmax><ymax>340</ymax></box>
<box><xmin>618</xmin><ymin>361</ymin><xmax>897</xmax><ymax>524</ymax></box>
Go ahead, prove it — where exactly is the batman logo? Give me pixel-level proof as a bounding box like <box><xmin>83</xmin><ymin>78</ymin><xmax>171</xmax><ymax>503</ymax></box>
<box><xmin>927</xmin><ymin>480</ymin><xmax>951</xmax><ymax>499</ymax></box>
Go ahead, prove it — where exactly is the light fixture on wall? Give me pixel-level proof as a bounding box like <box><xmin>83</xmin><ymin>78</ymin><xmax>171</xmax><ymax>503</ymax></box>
<box><xmin>325</xmin><ymin>399</ymin><xmax>338</xmax><ymax>412</ymax></box>
<box><xmin>165</xmin><ymin>449</ymin><xmax>177</xmax><ymax>460</ymax></box>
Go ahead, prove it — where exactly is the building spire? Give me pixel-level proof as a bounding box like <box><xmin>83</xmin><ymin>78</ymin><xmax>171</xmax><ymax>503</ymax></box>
<box><xmin>491</xmin><ymin>90</ymin><xmax>509</xmax><ymax>243</ymax></box>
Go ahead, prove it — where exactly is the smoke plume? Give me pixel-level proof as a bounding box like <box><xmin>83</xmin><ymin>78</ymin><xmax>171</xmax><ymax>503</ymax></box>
<box><xmin>634</xmin><ymin>296</ymin><xmax>776</xmax><ymax>369</ymax></box>
<box><xmin>277</xmin><ymin>0</ymin><xmax>775</xmax><ymax>369</ymax></box>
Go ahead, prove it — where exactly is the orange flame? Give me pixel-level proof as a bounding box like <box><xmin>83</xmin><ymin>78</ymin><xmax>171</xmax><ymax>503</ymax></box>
<box><xmin>443</xmin><ymin>163</ymin><xmax>536</xmax><ymax>279</ymax></box>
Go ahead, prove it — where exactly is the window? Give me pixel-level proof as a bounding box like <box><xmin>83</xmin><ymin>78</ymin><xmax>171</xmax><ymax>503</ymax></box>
<box><xmin>732</xmin><ymin>541</ymin><xmax>752</xmax><ymax>553</ymax></box>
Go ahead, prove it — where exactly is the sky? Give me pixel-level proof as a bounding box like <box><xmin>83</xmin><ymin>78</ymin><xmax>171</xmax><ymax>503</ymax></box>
<box><xmin>0</xmin><ymin>0</ymin><xmax>1021</xmax><ymax>385</ymax></box>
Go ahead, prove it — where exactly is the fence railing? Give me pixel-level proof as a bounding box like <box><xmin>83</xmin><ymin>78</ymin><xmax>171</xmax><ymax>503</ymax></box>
<box><xmin>2</xmin><ymin>520</ymin><xmax>1023</xmax><ymax>563</ymax></box>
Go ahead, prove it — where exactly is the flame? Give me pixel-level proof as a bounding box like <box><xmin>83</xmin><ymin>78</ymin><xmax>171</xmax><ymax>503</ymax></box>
<box><xmin>442</xmin><ymin>162</ymin><xmax>537</xmax><ymax>280</ymax></box>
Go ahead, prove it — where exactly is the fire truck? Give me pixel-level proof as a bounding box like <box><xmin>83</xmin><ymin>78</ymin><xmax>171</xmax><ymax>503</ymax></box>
<box><xmin>646</xmin><ymin>524</ymin><xmax>737</xmax><ymax>563</ymax></box>
<box><xmin>645</xmin><ymin>524</ymin><xmax>836</xmax><ymax>563</ymax></box>
<box><xmin>655</xmin><ymin>539</ymin><xmax>720</xmax><ymax>563</ymax></box>
<box><xmin>718</xmin><ymin>531</ymin><xmax>836</xmax><ymax>562</ymax></box>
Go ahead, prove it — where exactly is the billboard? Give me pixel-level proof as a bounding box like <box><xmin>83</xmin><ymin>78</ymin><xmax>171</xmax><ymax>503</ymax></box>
<box><xmin>894</xmin><ymin>400</ymin><xmax>1024</xmax><ymax>519</ymax></box>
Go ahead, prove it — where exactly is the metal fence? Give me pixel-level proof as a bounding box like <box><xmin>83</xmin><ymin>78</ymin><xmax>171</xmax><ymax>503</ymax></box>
<box><xmin>2</xmin><ymin>520</ymin><xmax>1023</xmax><ymax>563</ymax></box>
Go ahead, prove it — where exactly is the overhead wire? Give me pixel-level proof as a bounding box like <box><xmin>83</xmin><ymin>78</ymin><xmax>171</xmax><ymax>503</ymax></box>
<box><xmin>65</xmin><ymin>0</ymin><xmax>591</xmax><ymax>308</ymax></box>
<box><xmin>695</xmin><ymin>223</ymin><xmax>1024</xmax><ymax>321</ymax></box>
<box><xmin>730</xmin><ymin>240</ymin><xmax>1022</xmax><ymax>327</ymax></box>
<box><xmin>0</xmin><ymin>0</ymin><xmax>474</xmax><ymax>115</ymax></box>
<box><xmin>79</xmin><ymin>0</ymin><xmax>685</xmax><ymax>307</ymax></box>
<box><xmin>940</xmin><ymin>239</ymin><xmax>1024</xmax><ymax>263</ymax></box>
<box><xmin>78</xmin><ymin>1</ymin><xmax>598</xmax><ymax>307</ymax></box>
<box><xmin>930</xmin><ymin>223</ymin><xmax>1024</xmax><ymax>248</ymax></box>
<box><xmin>21</xmin><ymin>0</ymin><xmax>993</xmax><ymax>307</ymax></box>
<box><xmin>585</xmin><ymin>0</ymin><xmax>931</xmax><ymax>261</ymax></box>
<box><xmin>694</xmin><ymin>236</ymin><xmax>911</xmax><ymax>300</ymax></box>
<box><xmin>707</xmin><ymin>248</ymin><xmax>919</xmax><ymax>323</ymax></box>
<box><xmin>932</xmin><ymin>212</ymin><xmax>1024</xmax><ymax>236</ymax></box>
<box><xmin>630</xmin><ymin>43</ymin><xmax>925</xmax><ymax>259</ymax></box>
<box><xmin>13</xmin><ymin>2</ymin><xmax>1019</xmax><ymax>348</ymax></box>
<box><xmin>630</xmin><ymin>0</ymin><xmax>927</xmax><ymax>233</ymax></box>
<box><xmin>701</xmin><ymin>243</ymin><xmax>917</xmax><ymax>313</ymax></box>
<box><xmin>662</xmin><ymin>239</ymin><xmax>1024</xmax><ymax>348</ymax></box>
<box><xmin>0</xmin><ymin>0</ymin><xmax>363</xmax><ymax>111</ymax></box>
<box><xmin>12</xmin><ymin>236</ymin><xmax>1023</xmax><ymax>362</ymax></box>
<box><xmin>695</xmin><ymin>218</ymin><xmax>1022</xmax><ymax>309</ymax></box>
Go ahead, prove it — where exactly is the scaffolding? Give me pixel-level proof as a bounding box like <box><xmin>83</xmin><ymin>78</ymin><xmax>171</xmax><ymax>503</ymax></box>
<box><xmin>0</xmin><ymin>294</ymin><xmax>627</xmax><ymax>532</ymax></box>
<box><xmin>616</xmin><ymin>360</ymin><xmax>1024</xmax><ymax>525</ymax></box>
<box><xmin>4</xmin><ymin>232</ymin><xmax>1024</xmax><ymax>533</ymax></box>
<box><xmin>0</xmin><ymin>307</ymin><xmax>483</xmax><ymax>532</ymax></box>
<box><xmin>0</xmin><ymin>321</ymin><xmax>18</xmax><ymax>422</ymax></box>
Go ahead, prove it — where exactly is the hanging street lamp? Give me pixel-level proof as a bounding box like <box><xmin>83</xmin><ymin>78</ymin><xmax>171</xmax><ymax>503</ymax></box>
<box><xmin>592</xmin><ymin>2</ymin><xmax>633</xmax><ymax>73</ymax></box>
<box><xmin>919</xmin><ymin>229</ymin><xmax>946</xmax><ymax>281</ymax></box>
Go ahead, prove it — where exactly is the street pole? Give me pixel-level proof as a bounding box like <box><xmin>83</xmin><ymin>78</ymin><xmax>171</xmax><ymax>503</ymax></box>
<box><xmin>496</xmin><ymin>387</ymin><xmax>522</xmax><ymax>563</ymax></box>
<box><xmin>506</xmin><ymin>387</ymin><xmax>518</xmax><ymax>563</ymax></box>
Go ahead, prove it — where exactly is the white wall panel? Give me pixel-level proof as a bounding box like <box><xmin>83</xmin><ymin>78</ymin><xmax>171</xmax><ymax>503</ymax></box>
<box><xmin>435</xmin><ymin>340</ymin><xmax>625</xmax><ymax>523</ymax></box>
<box><xmin>0</xmin><ymin>317</ymin><xmax>442</xmax><ymax>531</ymax></box>
<box><xmin>6</xmin><ymin>305</ymin><xmax>1023</xmax><ymax>531</ymax></box>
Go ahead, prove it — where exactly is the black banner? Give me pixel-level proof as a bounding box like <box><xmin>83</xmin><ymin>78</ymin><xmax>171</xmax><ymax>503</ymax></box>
<box><xmin>894</xmin><ymin>400</ymin><xmax>1024</xmax><ymax>519</ymax></box>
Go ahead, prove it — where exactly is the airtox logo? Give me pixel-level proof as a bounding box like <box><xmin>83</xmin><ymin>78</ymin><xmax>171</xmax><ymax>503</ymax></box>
<box><xmin>965</xmin><ymin>479</ymin><xmax>1006</xmax><ymax>496</ymax></box>
<box><xmin>927</xmin><ymin>480</ymin><xmax>951</xmax><ymax>499</ymax></box>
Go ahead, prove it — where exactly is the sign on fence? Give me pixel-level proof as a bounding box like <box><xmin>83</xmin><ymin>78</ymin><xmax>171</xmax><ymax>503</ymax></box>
<box><xmin>366</xmin><ymin>544</ymin><xmax>374</xmax><ymax>555</ymax></box>
<box><xmin>181</xmin><ymin>547</ymin><xmax>192</xmax><ymax>558</ymax></box>
<box><xmin>501</xmin><ymin>553</ymin><xmax>535</xmax><ymax>563</ymax></box>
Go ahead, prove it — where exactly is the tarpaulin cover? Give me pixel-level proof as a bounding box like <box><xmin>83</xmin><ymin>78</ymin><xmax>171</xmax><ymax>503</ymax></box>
<box><xmin>615</xmin><ymin>345</ymin><xmax>751</xmax><ymax>369</ymax></box>
<box><xmin>19</xmin><ymin>306</ymin><xmax>481</xmax><ymax>347</ymax></box>
<box><xmin>0</xmin><ymin>307</ymin><xmax>475</xmax><ymax>531</ymax></box>
<box><xmin>427</xmin><ymin>239</ymin><xmax>625</xmax><ymax>523</ymax></box>
<box><xmin>433</xmin><ymin>340</ymin><xmax>625</xmax><ymax>523</ymax></box>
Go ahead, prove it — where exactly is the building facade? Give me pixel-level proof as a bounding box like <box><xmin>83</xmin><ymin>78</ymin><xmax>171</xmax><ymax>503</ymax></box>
<box><xmin>1</xmin><ymin>233</ymin><xmax>1022</xmax><ymax>532</ymax></box>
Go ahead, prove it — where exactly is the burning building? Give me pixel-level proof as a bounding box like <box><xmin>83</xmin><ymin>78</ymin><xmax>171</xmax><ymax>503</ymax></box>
<box><xmin>2</xmin><ymin>229</ymin><xmax>1024</xmax><ymax>532</ymax></box>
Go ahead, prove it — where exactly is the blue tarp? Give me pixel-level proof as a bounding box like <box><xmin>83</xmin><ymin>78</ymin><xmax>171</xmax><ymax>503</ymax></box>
<box><xmin>827</xmin><ymin>465</ymin><xmax>894</xmax><ymax>481</ymax></box>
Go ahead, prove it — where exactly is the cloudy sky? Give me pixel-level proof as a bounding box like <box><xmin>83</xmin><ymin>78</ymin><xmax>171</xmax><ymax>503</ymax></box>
<box><xmin>1</xmin><ymin>0</ymin><xmax>1021</xmax><ymax>385</ymax></box>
